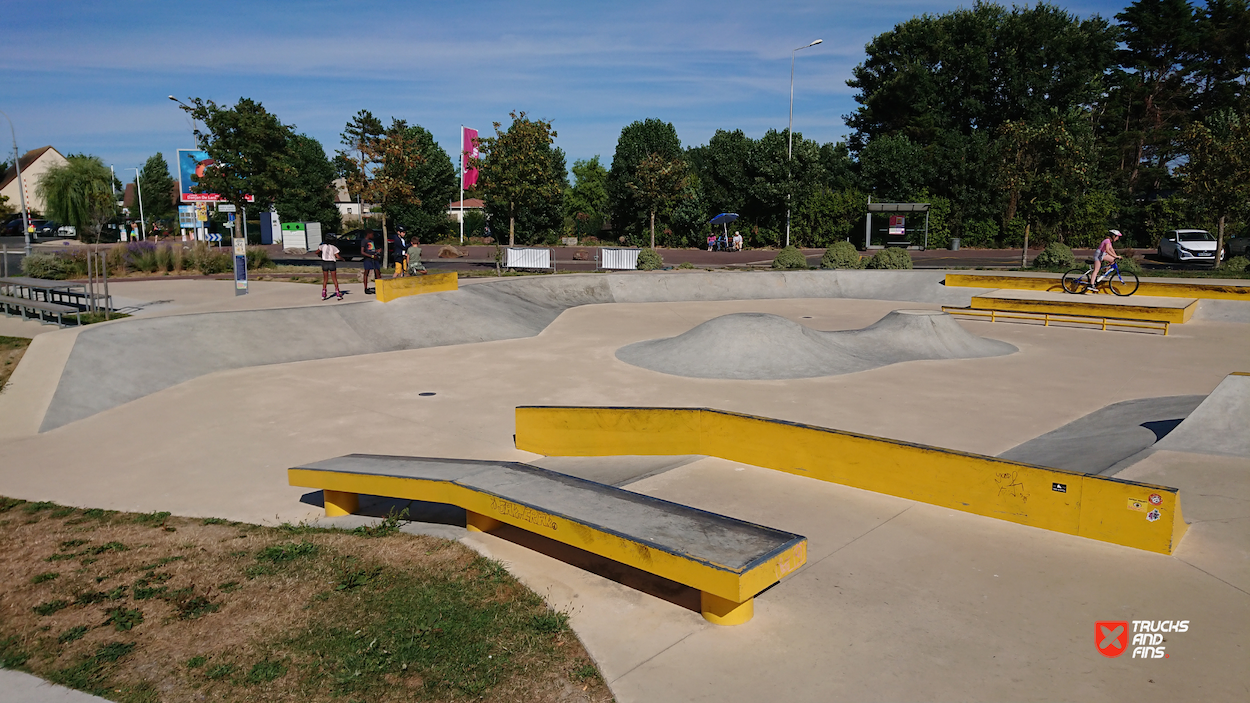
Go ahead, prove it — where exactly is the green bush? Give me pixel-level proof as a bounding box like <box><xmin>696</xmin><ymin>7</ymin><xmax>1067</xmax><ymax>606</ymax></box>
<box><xmin>1115</xmin><ymin>254</ymin><xmax>1142</xmax><ymax>275</ymax></box>
<box><xmin>20</xmin><ymin>253</ymin><xmax>72</xmax><ymax>279</ymax></box>
<box><xmin>1031</xmin><ymin>241</ymin><xmax>1076</xmax><ymax>270</ymax></box>
<box><xmin>154</xmin><ymin>244</ymin><xmax>173</xmax><ymax>273</ymax></box>
<box><xmin>1218</xmin><ymin>255</ymin><xmax>1249</xmax><ymax>274</ymax></box>
<box><xmin>636</xmin><ymin>247</ymin><xmax>663</xmax><ymax>270</ymax></box>
<box><xmin>187</xmin><ymin>242</ymin><xmax>232</xmax><ymax>275</ymax></box>
<box><xmin>246</xmin><ymin>247</ymin><xmax>274</xmax><ymax>270</ymax></box>
<box><xmin>771</xmin><ymin>246</ymin><xmax>809</xmax><ymax>270</ymax></box>
<box><xmin>820</xmin><ymin>241</ymin><xmax>863</xmax><ymax>269</ymax></box>
<box><xmin>865</xmin><ymin>247</ymin><xmax>913</xmax><ymax>269</ymax></box>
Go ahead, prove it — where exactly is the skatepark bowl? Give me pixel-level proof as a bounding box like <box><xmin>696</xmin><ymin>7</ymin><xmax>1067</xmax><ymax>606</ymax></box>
<box><xmin>0</xmin><ymin>269</ymin><xmax>1246</xmax><ymax>702</ymax></box>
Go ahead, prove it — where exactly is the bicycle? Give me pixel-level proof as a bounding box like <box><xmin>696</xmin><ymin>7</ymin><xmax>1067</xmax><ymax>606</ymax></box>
<box><xmin>1061</xmin><ymin>258</ymin><xmax>1139</xmax><ymax>296</ymax></box>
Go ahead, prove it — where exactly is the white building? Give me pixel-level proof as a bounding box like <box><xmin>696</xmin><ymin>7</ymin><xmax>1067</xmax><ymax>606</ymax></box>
<box><xmin>0</xmin><ymin>146</ymin><xmax>69</xmax><ymax>216</ymax></box>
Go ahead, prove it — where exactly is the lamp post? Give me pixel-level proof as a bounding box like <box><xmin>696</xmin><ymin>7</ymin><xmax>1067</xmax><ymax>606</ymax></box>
<box><xmin>168</xmin><ymin>96</ymin><xmax>199</xmax><ymax>146</ymax></box>
<box><xmin>786</xmin><ymin>38</ymin><xmax>822</xmax><ymax>249</ymax></box>
<box><xmin>126</xmin><ymin>167</ymin><xmax>146</xmax><ymax>241</ymax></box>
<box><xmin>0</xmin><ymin>108</ymin><xmax>32</xmax><ymax>256</ymax></box>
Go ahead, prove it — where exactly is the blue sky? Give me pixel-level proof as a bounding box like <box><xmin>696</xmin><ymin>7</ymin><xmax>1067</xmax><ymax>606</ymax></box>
<box><xmin>1</xmin><ymin>0</ymin><xmax>1130</xmax><ymax>178</ymax></box>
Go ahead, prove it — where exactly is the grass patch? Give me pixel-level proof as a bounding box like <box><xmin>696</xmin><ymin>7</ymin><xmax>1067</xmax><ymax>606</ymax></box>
<box><xmin>0</xmin><ymin>496</ymin><xmax>612</xmax><ymax>702</ymax></box>
<box><xmin>0</xmin><ymin>335</ymin><xmax>31</xmax><ymax>394</ymax></box>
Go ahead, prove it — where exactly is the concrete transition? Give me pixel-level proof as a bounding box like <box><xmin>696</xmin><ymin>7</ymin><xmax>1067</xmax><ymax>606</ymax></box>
<box><xmin>40</xmin><ymin>271</ymin><xmax>982</xmax><ymax>431</ymax></box>
<box><xmin>615</xmin><ymin>310</ymin><xmax>1017</xmax><ymax>380</ymax></box>
<box><xmin>998</xmin><ymin>395</ymin><xmax>1206</xmax><ymax>475</ymax></box>
<box><xmin>1151</xmin><ymin>372</ymin><xmax>1250</xmax><ymax>459</ymax></box>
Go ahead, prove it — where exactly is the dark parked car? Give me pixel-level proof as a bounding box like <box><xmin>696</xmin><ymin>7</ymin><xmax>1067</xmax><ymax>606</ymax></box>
<box><xmin>328</xmin><ymin>229</ymin><xmax>407</xmax><ymax>263</ymax></box>
<box><xmin>3</xmin><ymin>218</ymin><xmax>49</xmax><ymax>236</ymax></box>
<box><xmin>35</xmin><ymin>220</ymin><xmax>61</xmax><ymax>237</ymax></box>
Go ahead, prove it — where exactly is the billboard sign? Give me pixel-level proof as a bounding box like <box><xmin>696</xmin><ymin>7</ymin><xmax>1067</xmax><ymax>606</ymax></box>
<box><xmin>177</xmin><ymin>149</ymin><xmax>254</xmax><ymax>203</ymax></box>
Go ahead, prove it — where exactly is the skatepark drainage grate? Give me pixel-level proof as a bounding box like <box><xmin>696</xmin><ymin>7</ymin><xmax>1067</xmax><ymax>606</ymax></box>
<box><xmin>419</xmin><ymin>392</ymin><xmax>436</xmax><ymax>397</ymax></box>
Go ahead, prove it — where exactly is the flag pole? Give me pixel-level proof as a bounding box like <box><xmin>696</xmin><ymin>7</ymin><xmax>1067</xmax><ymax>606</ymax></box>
<box><xmin>459</xmin><ymin>125</ymin><xmax>465</xmax><ymax>245</ymax></box>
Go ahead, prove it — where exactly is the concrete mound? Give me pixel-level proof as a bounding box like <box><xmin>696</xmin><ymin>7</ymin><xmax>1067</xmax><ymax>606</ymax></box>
<box><xmin>616</xmin><ymin>310</ymin><xmax>1017</xmax><ymax>380</ymax></box>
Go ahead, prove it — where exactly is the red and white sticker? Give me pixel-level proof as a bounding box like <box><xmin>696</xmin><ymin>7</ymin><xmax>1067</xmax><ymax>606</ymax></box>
<box><xmin>1149</xmin><ymin>494</ymin><xmax>1162</xmax><ymax>506</ymax></box>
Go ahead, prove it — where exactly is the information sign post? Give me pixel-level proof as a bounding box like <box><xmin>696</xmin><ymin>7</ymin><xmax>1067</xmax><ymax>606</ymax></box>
<box><xmin>232</xmin><ymin>224</ymin><xmax>248</xmax><ymax>296</ymax></box>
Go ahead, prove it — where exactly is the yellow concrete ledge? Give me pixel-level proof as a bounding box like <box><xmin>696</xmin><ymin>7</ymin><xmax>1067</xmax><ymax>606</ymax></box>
<box><xmin>515</xmin><ymin>406</ymin><xmax>1188</xmax><ymax>555</ymax></box>
<box><xmin>969</xmin><ymin>294</ymin><xmax>1197</xmax><ymax>323</ymax></box>
<box><xmin>374</xmin><ymin>272</ymin><xmax>458</xmax><ymax>302</ymax></box>
<box><xmin>288</xmin><ymin>461</ymin><xmax>808</xmax><ymax>623</ymax></box>
<box><xmin>946</xmin><ymin>273</ymin><xmax>1250</xmax><ymax>301</ymax></box>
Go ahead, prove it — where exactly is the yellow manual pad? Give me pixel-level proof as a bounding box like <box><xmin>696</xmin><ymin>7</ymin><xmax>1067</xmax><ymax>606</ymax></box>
<box><xmin>374</xmin><ymin>272</ymin><xmax>458</xmax><ymax>302</ymax></box>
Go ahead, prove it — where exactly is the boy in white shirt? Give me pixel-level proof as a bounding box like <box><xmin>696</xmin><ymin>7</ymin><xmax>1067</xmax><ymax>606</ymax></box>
<box><xmin>316</xmin><ymin>240</ymin><xmax>344</xmax><ymax>300</ymax></box>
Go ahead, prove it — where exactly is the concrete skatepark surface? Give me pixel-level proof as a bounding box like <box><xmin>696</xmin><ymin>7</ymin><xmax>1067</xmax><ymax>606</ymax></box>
<box><xmin>617</xmin><ymin>309</ymin><xmax>1016</xmax><ymax>379</ymax></box>
<box><xmin>0</xmin><ymin>271</ymin><xmax>1247</xmax><ymax>702</ymax></box>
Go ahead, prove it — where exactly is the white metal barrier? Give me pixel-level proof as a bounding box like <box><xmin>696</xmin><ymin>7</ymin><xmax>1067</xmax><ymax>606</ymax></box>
<box><xmin>503</xmin><ymin>247</ymin><xmax>552</xmax><ymax>270</ymax></box>
<box><xmin>599</xmin><ymin>247</ymin><xmax>640</xmax><ymax>270</ymax></box>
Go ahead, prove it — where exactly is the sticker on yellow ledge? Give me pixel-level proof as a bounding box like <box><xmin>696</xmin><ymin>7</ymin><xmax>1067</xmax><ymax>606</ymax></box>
<box><xmin>1128</xmin><ymin>499</ymin><xmax>1146</xmax><ymax>512</ymax></box>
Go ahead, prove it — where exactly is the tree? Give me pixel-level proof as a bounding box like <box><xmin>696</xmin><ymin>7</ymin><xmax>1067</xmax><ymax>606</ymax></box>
<box><xmin>1194</xmin><ymin>0</ymin><xmax>1250</xmax><ymax>116</ymax></box>
<box><xmin>999</xmin><ymin>111</ymin><xmax>1096</xmax><ymax>241</ymax></box>
<box><xmin>608</xmin><ymin>119</ymin><xmax>683</xmax><ymax>240</ymax></box>
<box><xmin>274</xmin><ymin>134</ymin><xmax>341</xmax><ymax>232</ymax></box>
<box><xmin>180</xmin><ymin>97</ymin><xmax>296</xmax><ymax>215</ymax></box>
<box><xmin>337</xmin><ymin>110</ymin><xmax>384</xmax><ymax>204</ymax></box>
<box><xmin>37</xmin><ymin>155</ymin><xmax>115</xmax><ymax>242</ymax></box>
<box><xmin>379</xmin><ymin>121</ymin><xmax>456</xmax><ymax>243</ymax></box>
<box><xmin>472</xmin><ymin>111</ymin><xmax>565</xmax><ymax>246</ymax></box>
<box><xmin>627</xmin><ymin>153</ymin><xmax>690</xmax><ymax>248</ymax></box>
<box><xmin>1177</xmin><ymin>110</ymin><xmax>1250</xmax><ymax>256</ymax></box>
<box><xmin>137</xmin><ymin>152</ymin><xmax>177</xmax><ymax>225</ymax></box>
<box><xmin>858</xmin><ymin>133</ymin><xmax>933</xmax><ymax>204</ymax></box>
<box><xmin>565</xmin><ymin>156</ymin><xmax>609</xmax><ymax>239</ymax></box>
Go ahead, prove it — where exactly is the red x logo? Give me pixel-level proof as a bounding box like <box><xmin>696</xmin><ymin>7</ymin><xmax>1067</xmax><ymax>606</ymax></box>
<box><xmin>1096</xmin><ymin>621</ymin><xmax>1129</xmax><ymax>657</ymax></box>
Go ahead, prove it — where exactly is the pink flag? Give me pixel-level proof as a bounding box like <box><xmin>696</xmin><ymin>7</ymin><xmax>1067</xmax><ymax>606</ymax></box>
<box><xmin>462</xmin><ymin>127</ymin><xmax>479</xmax><ymax>189</ymax></box>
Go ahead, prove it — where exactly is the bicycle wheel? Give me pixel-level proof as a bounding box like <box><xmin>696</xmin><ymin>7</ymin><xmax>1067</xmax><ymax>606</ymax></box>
<box><xmin>1109</xmin><ymin>270</ymin><xmax>1139</xmax><ymax>296</ymax></box>
<box><xmin>1061</xmin><ymin>268</ymin><xmax>1090</xmax><ymax>294</ymax></box>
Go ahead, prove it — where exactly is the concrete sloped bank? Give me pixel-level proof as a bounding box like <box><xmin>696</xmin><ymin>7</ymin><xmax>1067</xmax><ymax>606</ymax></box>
<box><xmin>617</xmin><ymin>310</ymin><xmax>1017</xmax><ymax>379</ymax></box>
<box><xmin>39</xmin><ymin>270</ymin><xmax>982</xmax><ymax>431</ymax></box>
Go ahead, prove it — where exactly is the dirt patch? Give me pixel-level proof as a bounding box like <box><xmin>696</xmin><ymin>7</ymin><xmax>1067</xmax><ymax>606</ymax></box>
<box><xmin>0</xmin><ymin>500</ymin><xmax>613</xmax><ymax>703</ymax></box>
<box><xmin>0</xmin><ymin>336</ymin><xmax>31</xmax><ymax>393</ymax></box>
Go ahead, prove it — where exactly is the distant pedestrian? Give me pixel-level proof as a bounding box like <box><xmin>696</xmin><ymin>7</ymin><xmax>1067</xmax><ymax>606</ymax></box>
<box><xmin>707</xmin><ymin>233</ymin><xmax>715</xmax><ymax>251</ymax></box>
<box><xmin>393</xmin><ymin>226</ymin><xmax>410</xmax><ymax>277</ymax></box>
<box><xmin>361</xmin><ymin>230</ymin><xmax>381</xmax><ymax>293</ymax></box>
<box><xmin>316</xmin><ymin>239</ymin><xmax>343</xmax><ymax>300</ymax></box>
<box><xmin>733</xmin><ymin>231</ymin><xmax>743</xmax><ymax>251</ymax></box>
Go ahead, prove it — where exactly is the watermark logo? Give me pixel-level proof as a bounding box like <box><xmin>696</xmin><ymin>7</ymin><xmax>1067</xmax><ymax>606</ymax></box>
<box><xmin>1097</xmin><ymin>620</ymin><xmax>1189</xmax><ymax>658</ymax></box>
<box><xmin>1096</xmin><ymin>621</ymin><xmax>1129</xmax><ymax>657</ymax></box>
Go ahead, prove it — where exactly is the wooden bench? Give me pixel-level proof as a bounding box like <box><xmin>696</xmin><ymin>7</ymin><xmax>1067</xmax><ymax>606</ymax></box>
<box><xmin>0</xmin><ymin>294</ymin><xmax>80</xmax><ymax>326</ymax></box>
<box><xmin>289</xmin><ymin>454</ymin><xmax>808</xmax><ymax>625</ymax></box>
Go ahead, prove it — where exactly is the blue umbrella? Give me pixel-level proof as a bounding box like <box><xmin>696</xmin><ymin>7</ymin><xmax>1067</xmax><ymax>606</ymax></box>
<box><xmin>708</xmin><ymin>213</ymin><xmax>739</xmax><ymax>249</ymax></box>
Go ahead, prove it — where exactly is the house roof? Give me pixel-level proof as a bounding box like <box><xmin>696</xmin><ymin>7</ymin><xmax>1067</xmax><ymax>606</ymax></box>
<box><xmin>449</xmin><ymin>198</ymin><xmax>484</xmax><ymax>209</ymax></box>
<box><xmin>0</xmin><ymin>146</ymin><xmax>60</xmax><ymax>191</ymax></box>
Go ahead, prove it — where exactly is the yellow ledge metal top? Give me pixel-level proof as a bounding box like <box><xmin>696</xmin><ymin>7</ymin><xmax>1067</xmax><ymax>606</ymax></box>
<box><xmin>945</xmin><ymin>272</ymin><xmax>1250</xmax><ymax>300</ymax></box>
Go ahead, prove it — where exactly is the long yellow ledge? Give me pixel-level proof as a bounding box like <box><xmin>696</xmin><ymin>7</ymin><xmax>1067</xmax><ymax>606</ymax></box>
<box><xmin>289</xmin><ymin>455</ymin><xmax>807</xmax><ymax>625</ymax></box>
<box><xmin>374</xmin><ymin>272</ymin><xmax>458</xmax><ymax>302</ymax></box>
<box><xmin>515</xmin><ymin>407</ymin><xmax>1188</xmax><ymax>555</ymax></box>
<box><xmin>945</xmin><ymin>273</ymin><xmax>1250</xmax><ymax>301</ymax></box>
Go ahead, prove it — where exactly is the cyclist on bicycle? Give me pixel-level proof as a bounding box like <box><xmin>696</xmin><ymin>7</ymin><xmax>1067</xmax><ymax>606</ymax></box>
<box><xmin>1088</xmin><ymin>229</ymin><xmax>1123</xmax><ymax>293</ymax></box>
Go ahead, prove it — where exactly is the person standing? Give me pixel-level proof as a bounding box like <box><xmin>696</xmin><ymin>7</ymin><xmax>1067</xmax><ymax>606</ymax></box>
<box><xmin>361</xmin><ymin>230</ymin><xmax>381</xmax><ymax>294</ymax></box>
<box><xmin>316</xmin><ymin>239</ymin><xmax>344</xmax><ymax>300</ymax></box>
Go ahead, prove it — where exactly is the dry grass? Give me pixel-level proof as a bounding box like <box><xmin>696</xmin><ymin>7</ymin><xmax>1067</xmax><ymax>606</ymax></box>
<box><xmin>0</xmin><ymin>499</ymin><xmax>613</xmax><ymax>703</ymax></box>
<box><xmin>0</xmin><ymin>336</ymin><xmax>31</xmax><ymax>393</ymax></box>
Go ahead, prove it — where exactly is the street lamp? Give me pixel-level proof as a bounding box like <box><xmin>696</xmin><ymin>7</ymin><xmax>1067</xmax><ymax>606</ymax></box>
<box><xmin>168</xmin><ymin>96</ymin><xmax>199</xmax><ymax>146</ymax></box>
<box><xmin>126</xmin><ymin>167</ymin><xmax>146</xmax><ymax>241</ymax></box>
<box><xmin>0</xmin><ymin>108</ymin><xmax>32</xmax><ymax>256</ymax></box>
<box><xmin>786</xmin><ymin>38</ymin><xmax>822</xmax><ymax>249</ymax></box>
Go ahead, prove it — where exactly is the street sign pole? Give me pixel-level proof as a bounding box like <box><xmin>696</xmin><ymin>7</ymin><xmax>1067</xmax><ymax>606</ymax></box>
<box><xmin>231</xmin><ymin>213</ymin><xmax>247</xmax><ymax>296</ymax></box>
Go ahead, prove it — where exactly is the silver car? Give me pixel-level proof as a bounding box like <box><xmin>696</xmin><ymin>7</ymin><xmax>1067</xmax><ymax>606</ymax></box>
<box><xmin>1158</xmin><ymin>229</ymin><xmax>1222</xmax><ymax>264</ymax></box>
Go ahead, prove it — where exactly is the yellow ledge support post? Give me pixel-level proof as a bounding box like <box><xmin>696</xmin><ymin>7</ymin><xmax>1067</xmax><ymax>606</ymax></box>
<box><xmin>701</xmin><ymin>592</ymin><xmax>754</xmax><ymax>626</ymax></box>
<box><xmin>323</xmin><ymin>490</ymin><xmax>359</xmax><ymax>517</ymax></box>
<box><xmin>466</xmin><ymin>511</ymin><xmax>503</xmax><ymax>533</ymax></box>
<box><xmin>374</xmin><ymin>272</ymin><xmax>458</xmax><ymax>302</ymax></box>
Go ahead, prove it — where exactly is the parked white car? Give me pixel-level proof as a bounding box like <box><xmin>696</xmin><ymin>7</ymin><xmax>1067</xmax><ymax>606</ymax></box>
<box><xmin>56</xmin><ymin>225</ymin><xmax>76</xmax><ymax>237</ymax></box>
<box><xmin>1158</xmin><ymin>229</ymin><xmax>1222</xmax><ymax>264</ymax></box>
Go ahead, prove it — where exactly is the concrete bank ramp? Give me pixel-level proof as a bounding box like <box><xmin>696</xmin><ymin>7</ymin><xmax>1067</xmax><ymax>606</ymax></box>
<box><xmin>616</xmin><ymin>310</ymin><xmax>1017</xmax><ymax>379</ymax></box>
<box><xmin>1151</xmin><ymin>372</ymin><xmax>1250</xmax><ymax>459</ymax></box>
<box><xmin>38</xmin><ymin>270</ymin><xmax>981</xmax><ymax>431</ymax></box>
